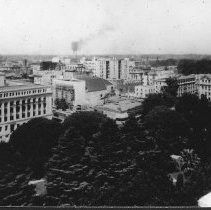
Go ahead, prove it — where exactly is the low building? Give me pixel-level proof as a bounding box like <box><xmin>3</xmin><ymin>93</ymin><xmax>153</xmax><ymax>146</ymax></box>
<box><xmin>33</xmin><ymin>70</ymin><xmax>63</xmax><ymax>85</ymax></box>
<box><xmin>0</xmin><ymin>74</ymin><xmax>52</xmax><ymax>142</ymax></box>
<box><xmin>76</xmin><ymin>76</ymin><xmax>113</xmax><ymax>106</ymax></box>
<box><xmin>53</xmin><ymin>71</ymin><xmax>114</xmax><ymax>108</ymax></box>
<box><xmin>95</xmin><ymin>98</ymin><xmax>142</xmax><ymax>124</ymax></box>
<box><xmin>133</xmin><ymin>85</ymin><xmax>155</xmax><ymax>98</ymax></box>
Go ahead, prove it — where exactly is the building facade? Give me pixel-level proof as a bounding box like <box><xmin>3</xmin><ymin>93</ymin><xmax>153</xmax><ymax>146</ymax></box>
<box><xmin>196</xmin><ymin>74</ymin><xmax>211</xmax><ymax>101</ymax></box>
<box><xmin>0</xmin><ymin>75</ymin><xmax>52</xmax><ymax>142</ymax></box>
<box><xmin>52</xmin><ymin>79</ymin><xmax>86</xmax><ymax>107</ymax></box>
<box><xmin>177</xmin><ymin>74</ymin><xmax>197</xmax><ymax>97</ymax></box>
<box><xmin>94</xmin><ymin>58</ymin><xmax>129</xmax><ymax>80</ymax></box>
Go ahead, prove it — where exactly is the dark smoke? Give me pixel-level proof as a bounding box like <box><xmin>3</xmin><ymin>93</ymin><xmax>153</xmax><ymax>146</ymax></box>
<box><xmin>71</xmin><ymin>24</ymin><xmax>115</xmax><ymax>53</ymax></box>
<box><xmin>71</xmin><ymin>41</ymin><xmax>80</xmax><ymax>52</ymax></box>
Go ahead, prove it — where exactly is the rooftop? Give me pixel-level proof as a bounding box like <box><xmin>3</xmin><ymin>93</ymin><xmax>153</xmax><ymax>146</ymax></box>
<box><xmin>75</xmin><ymin>76</ymin><xmax>112</xmax><ymax>92</ymax></box>
<box><xmin>97</xmin><ymin>97</ymin><xmax>142</xmax><ymax>113</ymax></box>
<box><xmin>0</xmin><ymin>81</ymin><xmax>50</xmax><ymax>92</ymax></box>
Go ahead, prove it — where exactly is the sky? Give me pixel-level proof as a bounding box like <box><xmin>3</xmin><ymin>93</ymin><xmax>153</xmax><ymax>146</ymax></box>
<box><xmin>0</xmin><ymin>0</ymin><xmax>211</xmax><ymax>55</ymax></box>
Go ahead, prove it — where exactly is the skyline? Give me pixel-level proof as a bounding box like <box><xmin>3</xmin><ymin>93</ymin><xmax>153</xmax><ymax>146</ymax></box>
<box><xmin>0</xmin><ymin>0</ymin><xmax>211</xmax><ymax>55</ymax></box>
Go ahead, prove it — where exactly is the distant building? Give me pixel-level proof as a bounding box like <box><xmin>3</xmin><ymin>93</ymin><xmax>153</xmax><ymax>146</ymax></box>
<box><xmin>95</xmin><ymin>58</ymin><xmax>130</xmax><ymax>80</ymax></box>
<box><xmin>0</xmin><ymin>74</ymin><xmax>52</xmax><ymax>142</ymax></box>
<box><xmin>177</xmin><ymin>74</ymin><xmax>197</xmax><ymax>97</ymax></box>
<box><xmin>52</xmin><ymin>72</ymin><xmax>113</xmax><ymax>108</ymax></box>
<box><xmin>95</xmin><ymin>98</ymin><xmax>142</xmax><ymax>124</ymax></box>
<box><xmin>196</xmin><ymin>74</ymin><xmax>211</xmax><ymax>101</ymax></box>
<box><xmin>76</xmin><ymin>75</ymin><xmax>113</xmax><ymax>106</ymax></box>
<box><xmin>33</xmin><ymin>70</ymin><xmax>63</xmax><ymax>85</ymax></box>
<box><xmin>53</xmin><ymin>79</ymin><xmax>86</xmax><ymax>107</ymax></box>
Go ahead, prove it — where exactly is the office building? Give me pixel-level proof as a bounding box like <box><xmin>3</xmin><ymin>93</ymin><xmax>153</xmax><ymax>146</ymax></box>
<box><xmin>0</xmin><ymin>74</ymin><xmax>52</xmax><ymax>142</ymax></box>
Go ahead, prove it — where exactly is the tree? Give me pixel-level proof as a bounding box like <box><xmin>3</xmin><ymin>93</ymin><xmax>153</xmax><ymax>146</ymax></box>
<box><xmin>45</xmin><ymin>111</ymin><xmax>182</xmax><ymax>206</ymax></box>
<box><xmin>9</xmin><ymin>118</ymin><xmax>62</xmax><ymax>178</ymax></box>
<box><xmin>161</xmin><ymin>77</ymin><xmax>179</xmax><ymax>108</ymax></box>
<box><xmin>0</xmin><ymin>142</ymin><xmax>36</xmax><ymax>206</ymax></box>
<box><xmin>173</xmin><ymin>149</ymin><xmax>204</xmax><ymax>206</ymax></box>
<box><xmin>55</xmin><ymin>98</ymin><xmax>69</xmax><ymax>111</ymax></box>
<box><xmin>178</xmin><ymin>59</ymin><xmax>211</xmax><ymax>75</ymax></box>
<box><xmin>63</xmin><ymin>111</ymin><xmax>109</xmax><ymax>141</ymax></box>
<box><xmin>44</xmin><ymin>112</ymin><xmax>122</xmax><ymax>206</ymax></box>
<box><xmin>144</xmin><ymin>106</ymin><xmax>189</xmax><ymax>153</ymax></box>
<box><xmin>110</xmin><ymin>150</ymin><xmax>175</xmax><ymax>206</ymax></box>
<box><xmin>141</xmin><ymin>93</ymin><xmax>166</xmax><ymax>115</ymax></box>
<box><xmin>176</xmin><ymin>93</ymin><xmax>211</xmax><ymax>162</ymax></box>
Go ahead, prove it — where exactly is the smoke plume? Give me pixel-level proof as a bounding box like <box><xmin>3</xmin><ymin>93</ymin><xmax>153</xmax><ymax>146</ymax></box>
<box><xmin>71</xmin><ymin>24</ymin><xmax>115</xmax><ymax>53</ymax></box>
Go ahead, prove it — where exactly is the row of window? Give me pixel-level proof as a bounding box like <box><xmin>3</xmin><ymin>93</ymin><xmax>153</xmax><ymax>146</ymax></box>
<box><xmin>0</xmin><ymin>88</ymin><xmax>47</xmax><ymax>98</ymax></box>
<box><xmin>178</xmin><ymin>79</ymin><xmax>195</xmax><ymax>84</ymax></box>
<box><xmin>0</xmin><ymin>102</ymin><xmax>47</xmax><ymax>114</ymax></box>
<box><xmin>0</xmin><ymin>108</ymin><xmax>47</xmax><ymax>123</ymax></box>
<box><xmin>0</xmin><ymin>123</ymin><xmax>16</xmax><ymax>133</ymax></box>
<box><xmin>200</xmin><ymin>85</ymin><xmax>211</xmax><ymax>90</ymax></box>
<box><xmin>0</xmin><ymin>97</ymin><xmax>46</xmax><ymax>108</ymax></box>
<box><xmin>201</xmin><ymin>79</ymin><xmax>211</xmax><ymax>83</ymax></box>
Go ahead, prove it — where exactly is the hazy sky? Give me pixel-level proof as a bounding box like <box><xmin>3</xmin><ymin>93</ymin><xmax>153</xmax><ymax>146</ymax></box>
<box><xmin>0</xmin><ymin>0</ymin><xmax>211</xmax><ymax>55</ymax></box>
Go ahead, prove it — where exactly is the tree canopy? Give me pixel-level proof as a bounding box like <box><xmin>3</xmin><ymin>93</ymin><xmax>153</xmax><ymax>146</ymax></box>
<box><xmin>178</xmin><ymin>59</ymin><xmax>211</xmax><ymax>75</ymax></box>
<box><xmin>9</xmin><ymin>117</ymin><xmax>62</xmax><ymax>177</ymax></box>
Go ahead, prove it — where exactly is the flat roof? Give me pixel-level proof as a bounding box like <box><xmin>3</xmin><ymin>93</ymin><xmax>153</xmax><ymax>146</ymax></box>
<box><xmin>0</xmin><ymin>84</ymin><xmax>50</xmax><ymax>92</ymax></box>
<box><xmin>97</xmin><ymin>99</ymin><xmax>142</xmax><ymax>112</ymax></box>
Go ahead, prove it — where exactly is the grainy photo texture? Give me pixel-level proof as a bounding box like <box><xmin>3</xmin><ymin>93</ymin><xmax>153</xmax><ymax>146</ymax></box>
<box><xmin>0</xmin><ymin>0</ymin><xmax>211</xmax><ymax>207</ymax></box>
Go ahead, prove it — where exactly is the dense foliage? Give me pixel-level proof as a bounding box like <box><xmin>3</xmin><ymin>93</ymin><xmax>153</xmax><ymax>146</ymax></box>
<box><xmin>9</xmin><ymin>117</ymin><xmax>62</xmax><ymax>177</ymax></box>
<box><xmin>54</xmin><ymin>98</ymin><xmax>69</xmax><ymax>111</ymax></box>
<box><xmin>178</xmin><ymin>59</ymin><xmax>211</xmax><ymax>75</ymax></box>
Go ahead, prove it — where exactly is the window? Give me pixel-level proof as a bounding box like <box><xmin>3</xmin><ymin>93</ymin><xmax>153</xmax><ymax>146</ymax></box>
<box><xmin>11</xmin><ymin>124</ymin><xmax>15</xmax><ymax>132</ymax></box>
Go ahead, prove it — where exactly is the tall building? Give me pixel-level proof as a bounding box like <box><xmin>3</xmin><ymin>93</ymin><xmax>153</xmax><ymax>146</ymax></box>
<box><xmin>95</xmin><ymin>58</ymin><xmax>129</xmax><ymax>80</ymax></box>
<box><xmin>0</xmin><ymin>74</ymin><xmax>53</xmax><ymax>142</ymax></box>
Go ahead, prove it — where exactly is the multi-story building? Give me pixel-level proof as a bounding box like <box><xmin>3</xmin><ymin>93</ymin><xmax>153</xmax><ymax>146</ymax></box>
<box><xmin>154</xmin><ymin>78</ymin><xmax>167</xmax><ymax>93</ymax></box>
<box><xmin>33</xmin><ymin>70</ymin><xmax>63</xmax><ymax>85</ymax></box>
<box><xmin>177</xmin><ymin>74</ymin><xmax>197</xmax><ymax>97</ymax></box>
<box><xmin>52</xmin><ymin>78</ymin><xmax>86</xmax><ymax>107</ymax></box>
<box><xmin>95</xmin><ymin>58</ymin><xmax>129</xmax><ymax>80</ymax></box>
<box><xmin>196</xmin><ymin>74</ymin><xmax>211</xmax><ymax>101</ymax></box>
<box><xmin>0</xmin><ymin>74</ymin><xmax>53</xmax><ymax>142</ymax></box>
<box><xmin>131</xmin><ymin>85</ymin><xmax>155</xmax><ymax>98</ymax></box>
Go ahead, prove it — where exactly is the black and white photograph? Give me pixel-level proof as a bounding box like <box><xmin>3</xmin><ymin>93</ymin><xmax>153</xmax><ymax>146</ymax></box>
<box><xmin>0</xmin><ymin>0</ymin><xmax>211</xmax><ymax>207</ymax></box>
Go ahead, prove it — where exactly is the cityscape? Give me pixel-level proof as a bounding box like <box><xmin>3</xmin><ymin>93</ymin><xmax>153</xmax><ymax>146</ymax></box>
<box><xmin>1</xmin><ymin>0</ymin><xmax>211</xmax><ymax>207</ymax></box>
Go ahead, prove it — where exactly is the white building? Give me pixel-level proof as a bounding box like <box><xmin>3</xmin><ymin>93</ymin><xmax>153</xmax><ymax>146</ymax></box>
<box><xmin>30</xmin><ymin>63</ymin><xmax>41</xmax><ymax>74</ymax></box>
<box><xmin>33</xmin><ymin>70</ymin><xmax>63</xmax><ymax>86</ymax></box>
<box><xmin>0</xmin><ymin>74</ymin><xmax>52</xmax><ymax>142</ymax></box>
<box><xmin>52</xmin><ymin>71</ymin><xmax>113</xmax><ymax>108</ymax></box>
<box><xmin>177</xmin><ymin>74</ymin><xmax>197</xmax><ymax>97</ymax></box>
<box><xmin>52</xmin><ymin>79</ymin><xmax>86</xmax><ymax>107</ymax></box>
<box><xmin>196</xmin><ymin>74</ymin><xmax>211</xmax><ymax>101</ymax></box>
<box><xmin>94</xmin><ymin>58</ymin><xmax>130</xmax><ymax>80</ymax></box>
<box><xmin>75</xmin><ymin>75</ymin><xmax>113</xmax><ymax>106</ymax></box>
